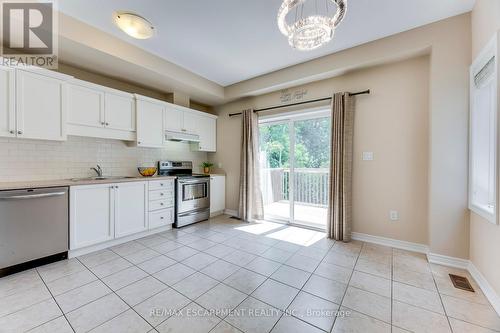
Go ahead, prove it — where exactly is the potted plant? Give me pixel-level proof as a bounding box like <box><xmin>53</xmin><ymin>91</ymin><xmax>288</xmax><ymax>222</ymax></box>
<box><xmin>201</xmin><ymin>162</ymin><xmax>214</xmax><ymax>174</ymax></box>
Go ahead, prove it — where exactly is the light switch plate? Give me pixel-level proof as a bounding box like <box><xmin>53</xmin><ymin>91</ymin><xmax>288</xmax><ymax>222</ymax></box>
<box><xmin>389</xmin><ymin>210</ymin><xmax>399</xmax><ymax>221</ymax></box>
<box><xmin>362</xmin><ymin>152</ymin><xmax>374</xmax><ymax>161</ymax></box>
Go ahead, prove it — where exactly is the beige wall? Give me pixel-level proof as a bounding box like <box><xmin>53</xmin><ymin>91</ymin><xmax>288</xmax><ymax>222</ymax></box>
<box><xmin>211</xmin><ymin>56</ymin><xmax>430</xmax><ymax>244</ymax></box>
<box><xmin>215</xmin><ymin>14</ymin><xmax>471</xmax><ymax>259</ymax></box>
<box><xmin>470</xmin><ymin>0</ymin><xmax>500</xmax><ymax>296</ymax></box>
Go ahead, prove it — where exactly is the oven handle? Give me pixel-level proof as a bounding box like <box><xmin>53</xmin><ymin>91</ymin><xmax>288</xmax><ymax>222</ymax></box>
<box><xmin>178</xmin><ymin>179</ymin><xmax>209</xmax><ymax>185</ymax></box>
<box><xmin>179</xmin><ymin>209</ymin><xmax>209</xmax><ymax>217</ymax></box>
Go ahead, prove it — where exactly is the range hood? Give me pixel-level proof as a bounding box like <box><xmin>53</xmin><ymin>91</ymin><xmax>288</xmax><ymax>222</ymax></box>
<box><xmin>165</xmin><ymin>130</ymin><xmax>200</xmax><ymax>143</ymax></box>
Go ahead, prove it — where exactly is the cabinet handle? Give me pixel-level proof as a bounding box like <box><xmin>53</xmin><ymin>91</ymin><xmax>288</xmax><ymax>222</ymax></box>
<box><xmin>160</xmin><ymin>216</ymin><xmax>164</xmax><ymax>220</ymax></box>
<box><xmin>101</xmin><ymin>122</ymin><xmax>105</xmax><ymax>126</ymax></box>
<box><xmin>105</xmin><ymin>122</ymin><xmax>109</xmax><ymax>126</ymax></box>
<box><xmin>17</xmin><ymin>130</ymin><xmax>22</xmax><ymax>135</ymax></box>
<box><xmin>160</xmin><ymin>193</ymin><xmax>164</xmax><ymax>196</ymax></box>
<box><xmin>160</xmin><ymin>202</ymin><xmax>164</xmax><ymax>206</ymax></box>
<box><xmin>160</xmin><ymin>183</ymin><xmax>164</xmax><ymax>186</ymax></box>
<box><xmin>9</xmin><ymin>130</ymin><xmax>14</xmax><ymax>134</ymax></box>
<box><xmin>137</xmin><ymin>141</ymin><xmax>141</xmax><ymax>145</ymax></box>
<box><xmin>181</xmin><ymin>129</ymin><xmax>186</xmax><ymax>132</ymax></box>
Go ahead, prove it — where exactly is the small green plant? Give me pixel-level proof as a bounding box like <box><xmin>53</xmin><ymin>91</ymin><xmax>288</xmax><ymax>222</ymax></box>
<box><xmin>201</xmin><ymin>162</ymin><xmax>214</xmax><ymax>168</ymax></box>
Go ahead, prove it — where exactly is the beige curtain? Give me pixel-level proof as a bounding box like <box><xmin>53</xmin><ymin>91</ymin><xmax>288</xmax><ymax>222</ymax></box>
<box><xmin>238</xmin><ymin>109</ymin><xmax>264</xmax><ymax>221</ymax></box>
<box><xmin>327</xmin><ymin>92</ymin><xmax>355</xmax><ymax>241</ymax></box>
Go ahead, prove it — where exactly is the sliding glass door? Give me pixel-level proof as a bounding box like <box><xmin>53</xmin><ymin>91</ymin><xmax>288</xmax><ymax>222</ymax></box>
<box><xmin>259</xmin><ymin>110</ymin><xmax>331</xmax><ymax>229</ymax></box>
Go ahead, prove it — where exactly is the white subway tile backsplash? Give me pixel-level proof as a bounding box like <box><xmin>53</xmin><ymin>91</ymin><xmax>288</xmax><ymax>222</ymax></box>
<box><xmin>0</xmin><ymin>136</ymin><xmax>207</xmax><ymax>182</ymax></box>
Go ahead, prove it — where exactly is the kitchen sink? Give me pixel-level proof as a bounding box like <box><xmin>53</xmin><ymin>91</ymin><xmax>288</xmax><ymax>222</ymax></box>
<box><xmin>70</xmin><ymin>176</ymin><xmax>136</xmax><ymax>182</ymax></box>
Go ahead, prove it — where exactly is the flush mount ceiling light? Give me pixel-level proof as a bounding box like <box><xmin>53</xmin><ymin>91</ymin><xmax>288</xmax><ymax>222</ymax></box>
<box><xmin>113</xmin><ymin>11</ymin><xmax>155</xmax><ymax>39</ymax></box>
<box><xmin>277</xmin><ymin>0</ymin><xmax>346</xmax><ymax>51</ymax></box>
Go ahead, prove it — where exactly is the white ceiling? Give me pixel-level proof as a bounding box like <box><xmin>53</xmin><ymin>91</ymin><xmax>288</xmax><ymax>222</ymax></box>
<box><xmin>58</xmin><ymin>0</ymin><xmax>475</xmax><ymax>87</ymax></box>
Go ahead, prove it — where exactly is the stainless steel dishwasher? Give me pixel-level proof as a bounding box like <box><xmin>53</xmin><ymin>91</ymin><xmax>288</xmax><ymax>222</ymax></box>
<box><xmin>0</xmin><ymin>187</ymin><xmax>69</xmax><ymax>277</ymax></box>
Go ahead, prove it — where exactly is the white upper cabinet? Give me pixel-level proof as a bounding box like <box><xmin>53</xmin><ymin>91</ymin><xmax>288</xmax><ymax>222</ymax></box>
<box><xmin>136</xmin><ymin>95</ymin><xmax>165</xmax><ymax>148</ymax></box>
<box><xmin>67</xmin><ymin>79</ymin><xmax>135</xmax><ymax>141</ymax></box>
<box><xmin>16</xmin><ymin>69</ymin><xmax>70</xmax><ymax>141</ymax></box>
<box><xmin>67</xmin><ymin>81</ymin><xmax>104</xmax><ymax>129</ymax></box>
<box><xmin>104</xmin><ymin>91</ymin><xmax>135</xmax><ymax>132</ymax></box>
<box><xmin>183</xmin><ymin>111</ymin><xmax>217</xmax><ymax>152</ymax></box>
<box><xmin>164</xmin><ymin>103</ymin><xmax>184</xmax><ymax>132</ymax></box>
<box><xmin>0</xmin><ymin>66</ymin><xmax>15</xmax><ymax>138</ymax></box>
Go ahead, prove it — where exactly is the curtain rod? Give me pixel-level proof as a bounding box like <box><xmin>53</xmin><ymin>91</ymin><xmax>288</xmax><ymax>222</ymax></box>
<box><xmin>228</xmin><ymin>89</ymin><xmax>370</xmax><ymax>117</ymax></box>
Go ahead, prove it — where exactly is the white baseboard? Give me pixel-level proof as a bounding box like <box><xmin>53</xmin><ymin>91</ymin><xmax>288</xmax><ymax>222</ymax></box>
<box><xmin>223</xmin><ymin>209</ymin><xmax>238</xmax><ymax>217</ymax></box>
<box><xmin>468</xmin><ymin>262</ymin><xmax>500</xmax><ymax>315</ymax></box>
<box><xmin>69</xmin><ymin>225</ymin><xmax>172</xmax><ymax>258</ymax></box>
<box><xmin>351</xmin><ymin>232</ymin><xmax>429</xmax><ymax>254</ymax></box>
<box><xmin>426</xmin><ymin>252</ymin><xmax>469</xmax><ymax>269</ymax></box>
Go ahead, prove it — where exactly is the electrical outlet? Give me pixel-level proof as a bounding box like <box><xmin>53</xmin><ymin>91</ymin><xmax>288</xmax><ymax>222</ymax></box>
<box><xmin>362</xmin><ymin>152</ymin><xmax>374</xmax><ymax>161</ymax></box>
<box><xmin>218</xmin><ymin>162</ymin><xmax>223</xmax><ymax>168</ymax></box>
<box><xmin>389</xmin><ymin>210</ymin><xmax>399</xmax><ymax>221</ymax></box>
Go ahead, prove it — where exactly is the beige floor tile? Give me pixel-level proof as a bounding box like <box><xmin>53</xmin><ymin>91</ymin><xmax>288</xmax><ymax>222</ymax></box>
<box><xmin>332</xmin><ymin>307</ymin><xmax>391</xmax><ymax>333</ymax></box>
<box><xmin>393</xmin><ymin>255</ymin><xmax>431</xmax><ymax>275</ymax></box>
<box><xmin>111</xmin><ymin>241</ymin><xmax>147</xmax><ymax>257</ymax></box>
<box><xmin>0</xmin><ymin>269</ymin><xmax>45</xmax><ymax>298</ymax></box>
<box><xmin>223</xmin><ymin>268</ymin><xmax>267</xmax><ymax>294</ymax></box>
<box><xmin>331</xmin><ymin>241</ymin><xmax>363</xmax><ymax>257</ymax></box>
<box><xmin>442</xmin><ymin>295</ymin><xmax>500</xmax><ymax>331</ymax></box>
<box><xmin>165</xmin><ymin>246</ymin><xmax>199</xmax><ymax>261</ymax></box>
<box><xmin>156</xmin><ymin>302</ymin><xmax>220</xmax><ymax>333</ymax></box>
<box><xmin>226</xmin><ymin>297</ymin><xmax>282</xmax><ymax>333</ymax></box>
<box><xmin>260</xmin><ymin>247</ymin><xmax>294</xmax><ymax>263</ymax></box>
<box><xmin>270</xmin><ymin>265</ymin><xmax>311</xmax><ymax>289</ymax></box>
<box><xmin>151</xmin><ymin>240</ymin><xmax>183</xmax><ymax>254</ymax></box>
<box><xmin>196</xmin><ymin>283</ymin><xmax>247</xmax><ymax>318</ymax></box>
<box><xmin>89</xmin><ymin>309</ymin><xmax>152</xmax><ymax>333</ymax></box>
<box><xmin>393</xmin><ymin>265</ymin><xmax>436</xmax><ymax>291</ymax></box>
<box><xmin>296</xmin><ymin>246</ymin><xmax>330</xmax><ymax>260</ymax></box>
<box><xmin>355</xmin><ymin>258</ymin><xmax>391</xmax><ymax>279</ymax></box>
<box><xmin>89</xmin><ymin>257</ymin><xmax>133</xmax><ymax>279</ymax></box>
<box><xmin>37</xmin><ymin>258</ymin><xmax>86</xmax><ymax>283</ymax></box>
<box><xmin>246</xmin><ymin>257</ymin><xmax>282</xmax><ymax>276</ymax></box>
<box><xmin>210</xmin><ymin>321</ymin><xmax>243</xmax><ymax>333</ymax></box>
<box><xmin>101</xmin><ymin>266</ymin><xmax>148</xmax><ymax>291</ymax></box>
<box><xmin>204</xmin><ymin>244</ymin><xmax>236</xmax><ymax>258</ymax></box>
<box><xmin>187</xmin><ymin>238</ymin><xmax>218</xmax><ymax>251</ymax></box>
<box><xmin>323</xmin><ymin>251</ymin><xmax>357</xmax><ymax>269</ymax></box>
<box><xmin>116</xmin><ymin>276</ymin><xmax>167</xmax><ymax>306</ymax></box>
<box><xmin>223</xmin><ymin>250</ymin><xmax>257</xmax><ymax>266</ymax></box>
<box><xmin>0</xmin><ymin>299</ymin><xmax>61</xmax><ymax>332</ymax></box>
<box><xmin>314</xmin><ymin>261</ymin><xmax>352</xmax><ymax>284</ymax></box>
<box><xmin>200</xmin><ymin>259</ymin><xmax>240</xmax><ymax>281</ymax></box>
<box><xmin>392</xmin><ymin>300</ymin><xmax>451</xmax><ymax>333</ymax></box>
<box><xmin>122</xmin><ymin>248</ymin><xmax>160</xmax><ymax>265</ymax></box>
<box><xmin>173</xmin><ymin>272</ymin><xmax>218</xmax><ymax>299</ymax></box>
<box><xmin>136</xmin><ymin>235</ymin><xmax>169</xmax><ymax>248</ymax></box>
<box><xmin>78</xmin><ymin>249</ymin><xmax>120</xmax><ymax>268</ymax></box>
<box><xmin>134</xmin><ymin>288</ymin><xmax>190</xmax><ymax>327</ymax></box>
<box><xmin>303</xmin><ymin>274</ymin><xmax>347</xmax><ymax>304</ymax></box>
<box><xmin>288</xmin><ymin>291</ymin><xmax>338</xmax><ymax>331</ymax></box>
<box><xmin>349</xmin><ymin>271</ymin><xmax>391</xmax><ymax>298</ymax></box>
<box><xmin>434</xmin><ymin>275</ymin><xmax>490</xmax><ymax>305</ymax></box>
<box><xmin>66</xmin><ymin>293</ymin><xmax>129</xmax><ymax>333</ymax></box>
<box><xmin>449</xmin><ymin>317</ymin><xmax>499</xmax><ymax>333</ymax></box>
<box><xmin>29</xmin><ymin>316</ymin><xmax>73</xmax><ymax>333</ymax></box>
<box><xmin>271</xmin><ymin>315</ymin><xmax>324</xmax><ymax>333</ymax></box>
<box><xmin>153</xmin><ymin>263</ymin><xmax>196</xmax><ymax>286</ymax></box>
<box><xmin>46</xmin><ymin>269</ymin><xmax>97</xmax><ymax>296</ymax></box>
<box><xmin>181</xmin><ymin>252</ymin><xmax>218</xmax><ymax>270</ymax></box>
<box><xmin>0</xmin><ymin>284</ymin><xmax>51</xmax><ymax>317</ymax></box>
<box><xmin>393</xmin><ymin>282</ymin><xmax>444</xmax><ymax>314</ymax></box>
<box><xmin>251</xmin><ymin>279</ymin><xmax>299</xmax><ymax>310</ymax></box>
<box><xmin>137</xmin><ymin>255</ymin><xmax>176</xmax><ymax>274</ymax></box>
<box><xmin>342</xmin><ymin>287</ymin><xmax>391</xmax><ymax>323</ymax></box>
<box><xmin>285</xmin><ymin>254</ymin><xmax>321</xmax><ymax>273</ymax></box>
<box><xmin>55</xmin><ymin>280</ymin><xmax>111</xmax><ymax>313</ymax></box>
<box><xmin>359</xmin><ymin>248</ymin><xmax>392</xmax><ymax>265</ymax></box>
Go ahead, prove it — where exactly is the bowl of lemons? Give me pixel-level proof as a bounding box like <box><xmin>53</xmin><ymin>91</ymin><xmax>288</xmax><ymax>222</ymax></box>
<box><xmin>137</xmin><ymin>166</ymin><xmax>157</xmax><ymax>177</ymax></box>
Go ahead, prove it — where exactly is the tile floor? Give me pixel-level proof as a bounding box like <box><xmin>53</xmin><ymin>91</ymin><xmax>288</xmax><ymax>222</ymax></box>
<box><xmin>1</xmin><ymin>215</ymin><xmax>499</xmax><ymax>333</ymax></box>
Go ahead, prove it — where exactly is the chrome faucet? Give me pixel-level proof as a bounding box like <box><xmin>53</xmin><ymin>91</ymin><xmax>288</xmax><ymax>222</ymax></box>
<box><xmin>90</xmin><ymin>165</ymin><xmax>103</xmax><ymax>177</ymax></box>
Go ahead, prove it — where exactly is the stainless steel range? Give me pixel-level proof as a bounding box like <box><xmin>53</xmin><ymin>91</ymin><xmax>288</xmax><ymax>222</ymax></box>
<box><xmin>158</xmin><ymin>161</ymin><xmax>210</xmax><ymax>228</ymax></box>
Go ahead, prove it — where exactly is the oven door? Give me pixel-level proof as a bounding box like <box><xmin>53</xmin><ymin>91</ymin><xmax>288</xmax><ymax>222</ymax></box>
<box><xmin>177</xmin><ymin>178</ymin><xmax>210</xmax><ymax>214</ymax></box>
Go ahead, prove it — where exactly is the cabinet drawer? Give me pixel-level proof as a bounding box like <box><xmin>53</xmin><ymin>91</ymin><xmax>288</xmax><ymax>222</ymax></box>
<box><xmin>149</xmin><ymin>198</ymin><xmax>174</xmax><ymax>211</ymax></box>
<box><xmin>149</xmin><ymin>189</ymin><xmax>174</xmax><ymax>201</ymax></box>
<box><xmin>149</xmin><ymin>179</ymin><xmax>174</xmax><ymax>191</ymax></box>
<box><xmin>149</xmin><ymin>208</ymin><xmax>174</xmax><ymax>229</ymax></box>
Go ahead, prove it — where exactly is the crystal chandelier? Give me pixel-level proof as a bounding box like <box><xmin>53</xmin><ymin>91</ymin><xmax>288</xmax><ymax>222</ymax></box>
<box><xmin>277</xmin><ymin>0</ymin><xmax>346</xmax><ymax>51</ymax></box>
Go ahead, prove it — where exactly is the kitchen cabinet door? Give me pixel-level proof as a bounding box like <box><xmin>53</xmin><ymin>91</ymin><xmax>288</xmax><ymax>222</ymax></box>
<box><xmin>198</xmin><ymin>116</ymin><xmax>216</xmax><ymax>152</ymax></box>
<box><xmin>136</xmin><ymin>98</ymin><xmax>164</xmax><ymax>147</ymax></box>
<box><xmin>67</xmin><ymin>82</ymin><xmax>104</xmax><ymax>129</ymax></box>
<box><xmin>105</xmin><ymin>92</ymin><xmax>135</xmax><ymax>132</ymax></box>
<box><xmin>114</xmin><ymin>181</ymin><xmax>148</xmax><ymax>238</ymax></box>
<box><xmin>70</xmin><ymin>184</ymin><xmax>115</xmax><ymax>250</ymax></box>
<box><xmin>164</xmin><ymin>104</ymin><xmax>184</xmax><ymax>132</ymax></box>
<box><xmin>0</xmin><ymin>66</ymin><xmax>15</xmax><ymax>138</ymax></box>
<box><xmin>210</xmin><ymin>175</ymin><xmax>225</xmax><ymax>215</ymax></box>
<box><xmin>16</xmin><ymin>69</ymin><xmax>66</xmax><ymax>141</ymax></box>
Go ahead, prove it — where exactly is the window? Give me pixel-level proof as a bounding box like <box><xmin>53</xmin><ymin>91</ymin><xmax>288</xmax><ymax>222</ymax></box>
<box><xmin>469</xmin><ymin>34</ymin><xmax>498</xmax><ymax>224</ymax></box>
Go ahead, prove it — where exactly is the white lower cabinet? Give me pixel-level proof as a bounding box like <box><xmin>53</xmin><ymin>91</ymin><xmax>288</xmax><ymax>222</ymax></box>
<box><xmin>70</xmin><ymin>181</ymin><xmax>148</xmax><ymax>250</ymax></box>
<box><xmin>148</xmin><ymin>179</ymin><xmax>175</xmax><ymax>229</ymax></box>
<box><xmin>210</xmin><ymin>175</ymin><xmax>225</xmax><ymax>215</ymax></box>
<box><xmin>70</xmin><ymin>184</ymin><xmax>115</xmax><ymax>250</ymax></box>
<box><xmin>149</xmin><ymin>208</ymin><xmax>174</xmax><ymax>229</ymax></box>
<box><xmin>114</xmin><ymin>182</ymin><xmax>147</xmax><ymax>238</ymax></box>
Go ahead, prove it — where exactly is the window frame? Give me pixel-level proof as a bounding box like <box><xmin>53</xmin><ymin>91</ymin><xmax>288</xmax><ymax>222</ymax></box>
<box><xmin>469</xmin><ymin>33</ymin><xmax>499</xmax><ymax>224</ymax></box>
